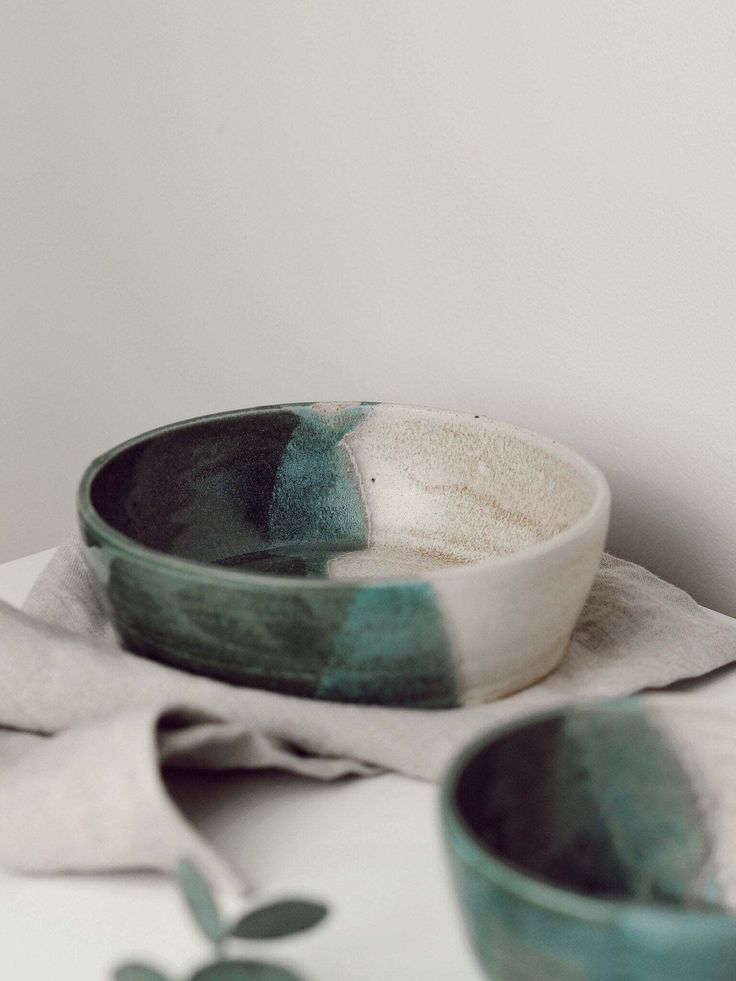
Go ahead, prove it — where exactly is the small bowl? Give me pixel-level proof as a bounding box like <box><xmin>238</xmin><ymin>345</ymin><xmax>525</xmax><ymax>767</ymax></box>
<box><xmin>442</xmin><ymin>699</ymin><xmax>736</xmax><ymax>980</ymax></box>
<box><xmin>77</xmin><ymin>401</ymin><xmax>609</xmax><ymax>707</ymax></box>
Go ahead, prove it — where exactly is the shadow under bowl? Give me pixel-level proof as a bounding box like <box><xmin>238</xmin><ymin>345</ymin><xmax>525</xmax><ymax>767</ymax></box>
<box><xmin>77</xmin><ymin>401</ymin><xmax>609</xmax><ymax>707</ymax></box>
<box><xmin>442</xmin><ymin>699</ymin><xmax>736</xmax><ymax>980</ymax></box>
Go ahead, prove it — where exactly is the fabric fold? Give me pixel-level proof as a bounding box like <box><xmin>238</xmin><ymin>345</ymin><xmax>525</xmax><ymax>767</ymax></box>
<box><xmin>0</xmin><ymin>537</ymin><xmax>734</xmax><ymax>889</ymax></box>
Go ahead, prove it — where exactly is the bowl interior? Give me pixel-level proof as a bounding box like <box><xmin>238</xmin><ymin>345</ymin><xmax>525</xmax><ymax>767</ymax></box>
<box><xmin>88</xmin><ymin>402</ymin><xmax>598</xmax><ymax>579</ymax></box>
<box><xmin>454</xmin><ymin>703</ymin><xmax>717</xmax><ymax>910</ymax></box>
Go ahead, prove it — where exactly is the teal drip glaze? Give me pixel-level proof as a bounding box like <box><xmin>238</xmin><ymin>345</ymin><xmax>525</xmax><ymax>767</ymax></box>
<box><xmin>268</xmin><ymin>404</ymin><xmax>370</xmax><ymax>551</ymax></box>
<box><xmin>451</xmin><ymin>845</ymin><xmax>736</xmax><ymax>981</ymax></box>
<box><xmin>444</xmin><ymin>702</ymin><xmax>735</xmax><ymax>981</ymax></box>
<box><xmin>317</xmin><ymin>582</ymin><xmax>458</xmax><ymax>707</ymax></box>
<box><xmin>559</xmin><ymin>707</ymin><xmax>712</xmax><ymax>907</ymax></box>
<box><xmin>703</xmin><ymin>878</ymin><xmax>722</xmax><ymax>906</ymax></box>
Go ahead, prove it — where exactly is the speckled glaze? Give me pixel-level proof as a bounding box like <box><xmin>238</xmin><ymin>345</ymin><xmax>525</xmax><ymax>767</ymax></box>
<box><xmin>442</xmin><ymin>700</ymin><xmax>736</xmax><ymax>980</ymax></box>
<box><xmin>77</xmin><ymin>402</ymin><xmax>609</xmax><ymax>707</ymax></box>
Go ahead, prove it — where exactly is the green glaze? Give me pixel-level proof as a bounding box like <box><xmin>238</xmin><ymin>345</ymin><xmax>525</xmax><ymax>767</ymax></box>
<box><xmin>318</xmin><ymin>582</ymin><xmax>457</xmax><ymax>706</ymax></box>
<box><xmin>77</xmin><ymin>403</ymin><xmax>456</xmax><ymax>707</ymax></box>
<box><xmin>268</xmin><ymin>403</ymin><xmax>369</xmax><ymax>554</ymax></box>
<box><xmin>441</xmin><ymin>701</ymin><xmax>736</xmax><ymax>981</ymax></box>
<box><xmin>82</xmin><ymin>529</ymin><xmax>454</xmax><ymax>705</ymax></box>
<box><xmin>557</xmin><ymin>712</ymin><xmax>711</xmax><ymax>905</ymax></box>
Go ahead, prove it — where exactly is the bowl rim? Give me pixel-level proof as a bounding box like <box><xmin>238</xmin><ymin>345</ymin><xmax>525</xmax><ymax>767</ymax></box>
<box><xmin>440</xmin><ymin>698</ymin><xmax>735</xmax><ymax>928</ymax></box>
<box><xmin>77</xmin><ymin>400</ymin><xmax>611</xmax><ymax>590</ymax></box>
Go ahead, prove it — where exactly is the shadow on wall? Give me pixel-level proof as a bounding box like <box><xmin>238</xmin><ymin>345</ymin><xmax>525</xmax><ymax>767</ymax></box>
<box><xmin>607</xmin><ymin>473</ymin><xmax>730</xmax><ymax>617</ymax></box>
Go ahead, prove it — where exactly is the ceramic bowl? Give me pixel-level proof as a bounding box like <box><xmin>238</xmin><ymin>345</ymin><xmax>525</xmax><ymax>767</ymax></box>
<box><xmin>442</xmin><ymin>699</ymin><xmax>736</xmax><ymax>980</ymax></box>
<box><xmin>77</xmin><ymin>401</ymin><xmax>609</xmax><ymax>707</ymax></box>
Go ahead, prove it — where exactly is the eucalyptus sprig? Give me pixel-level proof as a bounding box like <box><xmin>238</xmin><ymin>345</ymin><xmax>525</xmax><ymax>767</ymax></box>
<box><xmin>114</xmin><ymin>860</ymin><xmax>328</xmax><ymax>981</ymax></box>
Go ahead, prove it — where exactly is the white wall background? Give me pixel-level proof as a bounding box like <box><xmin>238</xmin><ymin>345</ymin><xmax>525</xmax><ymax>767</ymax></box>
<box><xmin>3</xmin><ymin>2</ymin><xmax>735</xmax><ymax>614</ymax></box>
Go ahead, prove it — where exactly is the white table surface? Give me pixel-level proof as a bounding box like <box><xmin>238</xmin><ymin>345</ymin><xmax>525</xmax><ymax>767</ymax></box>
<box><xmin>1</xmin><ymin>551</ymin><xmax>735</xmax><ymax>981</ymax></box>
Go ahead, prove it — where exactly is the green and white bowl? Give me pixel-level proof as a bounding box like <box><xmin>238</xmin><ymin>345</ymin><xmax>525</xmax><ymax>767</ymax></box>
<box><xmin>77</xmin><ymin>401</ymin><xmax>609</xmax><ymax>707</ymax></box>
<box><xmin>442</xmin><ymin>699</ymin><xmax>736</xmax><ymax>980</ymax></box>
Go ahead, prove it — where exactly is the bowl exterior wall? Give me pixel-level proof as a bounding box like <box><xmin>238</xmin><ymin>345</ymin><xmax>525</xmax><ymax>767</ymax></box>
<box><xmin>432</xmin><ymin>505</ymin><xmax>607</xmax><ymax>704</ymax></box>
<box><xmin>79</xmin><ymin>522</ymin><xmax>459</xmax><ymax>707</ymax></box>
<box><xmin>80</xmin><ymin>496</ymin><xmax>606</xmax><ymax>708</ymax></box>
<box><xmin>444</xmin><ymin>824</ymin><xmax>736</xmax><ymax>981</ymax></box>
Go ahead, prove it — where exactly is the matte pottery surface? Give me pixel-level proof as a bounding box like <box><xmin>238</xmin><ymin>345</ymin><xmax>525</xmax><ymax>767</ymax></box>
<box><xmin>212</xmin><ymin>540</ymin><xmax>461</xmax><ymax>578</ymax></box>
<box><xmin>77</xmin><ymin>402</ymin><xmax>609</xmax><ymax>707</ymax></box>
<box><xmin>442</xmin><ymin>700</ymin><xmax>736</xmax><ymax>980</ymax></box>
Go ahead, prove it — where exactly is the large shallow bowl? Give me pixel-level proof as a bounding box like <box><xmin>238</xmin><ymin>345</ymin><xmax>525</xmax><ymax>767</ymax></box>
<box><xmin>77</xmin><ymin>401</ymin><xmax>609</xmax><ymax>707</ymax></box>
<box><xmin>442</xmin><ymin>699</ymin><xmax>736</xmax><ymax>980</ymax></box>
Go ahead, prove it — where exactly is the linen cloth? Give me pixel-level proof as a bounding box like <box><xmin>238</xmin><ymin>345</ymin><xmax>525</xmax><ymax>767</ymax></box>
<box><xmin>0</xmin><ymin>538</ymin><xmax>734</xmax><ymax>891</ymax></box>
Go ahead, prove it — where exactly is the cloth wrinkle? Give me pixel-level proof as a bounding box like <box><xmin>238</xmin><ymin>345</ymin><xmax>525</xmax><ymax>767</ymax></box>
<box><xmin>0</xmin><ymin>536</ymin><xmax>734</xmax><ymax>891</ymax></box>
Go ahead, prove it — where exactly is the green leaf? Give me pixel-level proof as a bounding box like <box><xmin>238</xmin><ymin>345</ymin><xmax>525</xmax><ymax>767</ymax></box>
<box><xmin>176</xmin><ymin>859</ymin><xmax>224</xmax><ymax>943</ymax></box>
<box><xmin>114</xmin><ymin>964</ymin><xmax>169</xmax><ymax>981</ymax></box>
<box><xmin>189</xmin><ymin>961</ymin><xmax>303</xmax><ymax>981</ymax></box>
<box><xmin>229</xmin><ymin>899</ymin><xmax>328</xmax><ymax>940</ymax></box>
